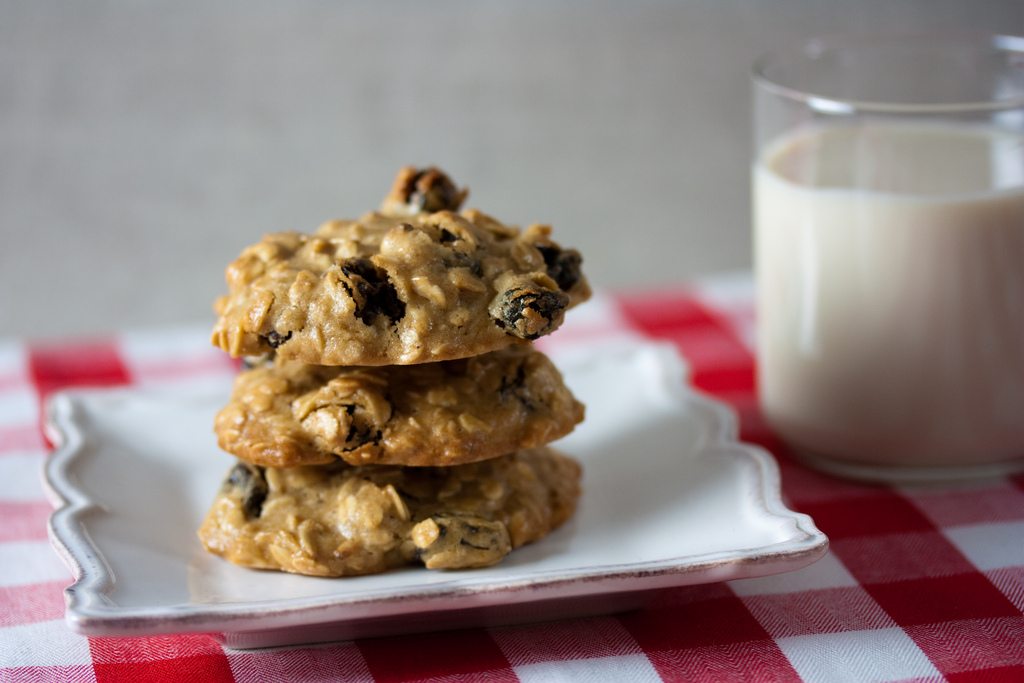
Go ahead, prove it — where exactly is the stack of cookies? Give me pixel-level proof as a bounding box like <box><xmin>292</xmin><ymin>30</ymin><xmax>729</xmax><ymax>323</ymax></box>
<box><xmin>198</xmin><ymin>168</ymin><xmax>591</xmax><ymax>576</ymax></box>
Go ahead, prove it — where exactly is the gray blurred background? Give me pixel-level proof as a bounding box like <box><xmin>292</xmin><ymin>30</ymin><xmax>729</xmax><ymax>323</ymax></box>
<box><xmin>2</xmin><ymin>1</ymin><xmax>1022</xmax><ymax>338</ymax></box>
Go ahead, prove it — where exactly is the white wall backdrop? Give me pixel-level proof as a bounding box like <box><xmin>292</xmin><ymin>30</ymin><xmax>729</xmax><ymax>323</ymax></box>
<box><xmin>2</xmin><ymin>1</ymin><xmax>1022</xmax><ymax>336</ymax></box>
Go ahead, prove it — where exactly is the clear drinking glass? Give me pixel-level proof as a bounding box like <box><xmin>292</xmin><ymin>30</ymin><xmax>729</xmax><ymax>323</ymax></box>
<box><xmin>752</xmin><ymin>33</ymin><xmax>1024</xmax><ymax>482</ymax></box>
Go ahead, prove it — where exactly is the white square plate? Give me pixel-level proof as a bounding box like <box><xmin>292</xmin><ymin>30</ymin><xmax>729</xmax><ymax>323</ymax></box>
<box><xmin>44</xmin><ymin>342</ymin><xmax>827</xmax><ymax>649</ymax></box>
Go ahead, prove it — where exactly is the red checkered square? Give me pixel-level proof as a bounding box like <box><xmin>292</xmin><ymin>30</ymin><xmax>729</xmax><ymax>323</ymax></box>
<box><xmin>866</xmin><ymin>574</ymin><xmax>1020</xmax><ymax>626</ymax></box>
<box><xmin>652</xmin><ymin>325</ymin><xmax>752</xmax><ymax>375</ymax></box>
<box><xmin>617</xmin><ymin>293</ymin><xmax>754</xmax><ymax>394</ymax></box>
<box><xmin>616</xmin><ymin>291</ymin><xmax>716</xmax><ymax>334</ymax></box>
<box><xmin>0</xmin><ymin>501</ymin><xmax>51</xmax><ymax>542</ymax></box>
<box><xmin>93</xmin><ymin>654</ymin><xmax>234</xmax><ymax>683</ymax></box>
<box><xmin>798</xmin><ymin>493</ymin><xmax>936</xmax><ymax>539</ymax></box>
<box><xmin>947</xmin><ymin>665</ymin><xmax>1024</xmax><ymax>682</ymax></box>
<box><xmin>831</xmin><ymin>531</ymin><xmax>976</xmax><ymax>584</ymax></box>
<box><xmin>0</xmin><ymin>580</ymin><xmax>66</xmax><ymax>627</ymax></box>
<box><xmin>742</xmin><ymin>586</ymin><xmax>895</xmax><ymax>638</ymax></box>
<box><xmin>490</xmin><ymin>615</ymin><xmax>641</xmax><ymax>665</ymax></box>
<box><xmin>720</xmin><ymin>393</ymin><xmax>769</xmax><ymax>439</ymax></box>
<box><xmin>356</xmin><ymin>628</ymin><xmax>516</xmax><ymax>682</ymax></box>
<box><xmin>27</xmin><ymin>339</ymin><xmax>132</xmax><ymax>447</ymax></box>
<box><xmin>692</xmin><ymin>366</ymin><xmax>756</xmax><ymax>396</ymax></box>
<box><xmin>645</xmin><ymin>639</ymin><xmax>801</xmax><ymax>683</ymax></box>
<box><xmin>227</xmin><ymin>642</ymin><xmax>372</xmax><ymax>682</ymax></box>
<box><xmin>904</xmin><ymin>483</ymin><xmax>1024</xmax><ymax>528</ymax></box>
<box><xmin>28</xmin><ymin>340</ymin><xmax>132</xmax><ymax>399</ymax></box>
<box><xmin>905</xmin><ymin>616</ymin><xmax>1024</xmax><ymax>677</ymax></box>
<box><xmin>645</xmin><ymin>582</ymin><xmax>736</xmax><ymax>607</ymax></box>
<box><xmin>987</xmin><ymin>567</ymin><xmax>1024</xmax><ymax>611</ymax></box>
<box><xmin>90</xmin><ymin>634</ymin><xmax>232</xmax><ymax>683</ymax></box>
<box><xmin>88</xmin><ymin>633</ymin><xmax>225</xmax><ymax>663</ymax></box>
<box><xmin>772</xmin><ymin>457</ymin><xmax>885</xmax><ymax>507</ymax></box>
<box><xmin>619</xmin><ymin>594</ymin><xmax>769</xmax><ymax>651</ymax></box>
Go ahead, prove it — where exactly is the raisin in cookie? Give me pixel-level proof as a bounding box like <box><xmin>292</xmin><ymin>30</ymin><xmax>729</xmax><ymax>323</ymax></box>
<box><xmin>379</xmin><ymin>166</ymin><xmax>469</xmax><ymax>216</ymax></box>
<box><xmin>197</xmin><ymin>448</ymin><xmax>581</xmax><ymax>576</ymax></box>
<box><xmin>210</xmin><ymin>167</ymin><xmax>590</xmax><ymax>366</ymax></box>
<box><xmin>215</xmin><ymin>345</ymin><xmax>584</xmax><ymax>468</ymax></box>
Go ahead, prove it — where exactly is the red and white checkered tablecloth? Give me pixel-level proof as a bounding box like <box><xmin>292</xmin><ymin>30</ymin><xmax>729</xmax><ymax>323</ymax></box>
<box><xmin>2</xmin><ymin>273</ymin><xmax>1023</xmax><ymax>683</ymax></box>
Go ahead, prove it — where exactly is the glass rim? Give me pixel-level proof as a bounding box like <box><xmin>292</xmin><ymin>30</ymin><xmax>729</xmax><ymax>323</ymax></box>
<box><xmin>753</xmin><ymin>31</ymin><xmax>1024</xmax><ymax>115</ymax></box>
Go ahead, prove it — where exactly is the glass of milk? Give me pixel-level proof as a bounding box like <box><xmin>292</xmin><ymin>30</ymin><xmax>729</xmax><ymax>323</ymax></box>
<box><xmin>753</xmin><ymin>33</ymin><xmax>1024</xmax><ymax>481</ymax></box>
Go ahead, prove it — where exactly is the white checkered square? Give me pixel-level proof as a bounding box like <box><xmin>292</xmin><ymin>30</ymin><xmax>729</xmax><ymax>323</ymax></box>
<box><xmin>535</xmin><ymin>293</ymin><xmax>649</xmax><ymax>358</ymax></box>
<box><xmin>550</xmin><ymin>292</ymin><xmax>633</xmax><ymax>333</ymax></box>
<box><xmin>904</xmin><ymin>481</ymin><xmax>1024</xmax><ymax>527</ymax></box>
<box><xmin>730</xmin><ymin>552</ymin><xmax>857</xmax><ymax>596</ymax></box>
<box><xmin>0</xmin><ymin>340</ymin><xmax>28</xmax><ymax>381</ymax></box>
<box><xmin>692</xmin><ymin>272</ymin><xmax>756</xmax><ymax>351</ymax></box>
<box><xmin>0</xmin><ymin>454</ymin><xmax>46</xmax><ymax>501</ymax></box>
<box><xmin>0</xmin><ymin>387</ymin><xmax>36</xmax><ymax>430</ymax></box>
<box><xmin>0</xmin><ymin>620</ymin><xmax>93</xmax><ymax>667</ymax></box>
<box><xmin>514</xmin><ymin>654</ymin><xmax>661</xmax><ymax>683</ymax></box>
<box><xmin>118</xmin><ymin>327</ymin><xmax>236</xmax><ymax>388</ymax></box>
<box><xmin>0</xmin><ymin>541</ymin><xmax>73</xmax><ymax>588</ymax></box>
<box><xmin>692</xmin><ymin>272</ymin><xmax>755</xmax><ymax>312</ymax></box>
<box><xmin>945</xmin><ymin>521</ymin><xmax>1024</xmax><ymax>571</ymax></box>
<box><xmin>228</xmin><ymin>641</ymin><xmax>374</xmax><ymax>682</ymax></box>
<box><xmin>742</xmin><ymin>587</ymin><xmax>895</xmax><ymax>638</ymax></box>
<box><xmin>777</xmin><ymin>628</ymin><xmax>942</xmax><ymax>683</ymax></box>
<box><xmin>118</xmin><ymin>327</ymin><xmax>215</xmax><ymax>363</ymax></box>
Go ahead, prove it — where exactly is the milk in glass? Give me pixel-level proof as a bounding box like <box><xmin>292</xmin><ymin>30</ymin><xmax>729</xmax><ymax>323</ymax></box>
<box><xmin>755</xmin><ymin>122</ymin><xmax>1024</xmax><ymax>466</ymax></box>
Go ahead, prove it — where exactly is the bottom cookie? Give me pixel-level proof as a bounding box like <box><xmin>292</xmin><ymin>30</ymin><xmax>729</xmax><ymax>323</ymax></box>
<box><xmin>198</xmin><ymin>447</ymin><xmax>581</xmax><ymax>576</ymax></box>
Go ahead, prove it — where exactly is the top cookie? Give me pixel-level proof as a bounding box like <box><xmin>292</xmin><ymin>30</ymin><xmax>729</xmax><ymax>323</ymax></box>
<box><xmin>211</xmin><ymin>167</ymin><xmax>590</xmax><ymax>366</ymax></box>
